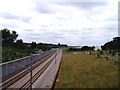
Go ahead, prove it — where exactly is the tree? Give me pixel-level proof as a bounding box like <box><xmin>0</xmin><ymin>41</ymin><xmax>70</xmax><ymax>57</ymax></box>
<box><xmin>15</xmin><ymin>39</ymin><xmax>24</xmax><ymax>48</ymax></box>
<box><xmin>31</xmin><ymin>42</ymin><xmax>36</xmax><ymax>50</ymax></box>
<box><xmin>58</xmin><ymin>43</ymin><xmax>60</xmax><ymax>47</ymax></box>
<box><xmin>16</xmin><ymin>39</ymin><xmax>23</xmax><ymax>44</ymax></box>
<box><xmin>80</xmin><ymin>46</ymin><xmax>95</xmax><ymax>51</ymax></box>
<box><xmin>101</xmin><ymin>37</ymin><xmax>120</xmax><ymax>50</ymax></box>
<box><xmin>1</xmin><ymin>28</ymin><xmax>18</xmax><ymax>46</ymax></box>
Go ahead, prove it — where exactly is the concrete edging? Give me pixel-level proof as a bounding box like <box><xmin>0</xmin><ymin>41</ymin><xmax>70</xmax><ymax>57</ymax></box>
<box><xmin>50</xmin><ymin>58</ymin><xmax>62</xmax><ymax>89</ymax></box>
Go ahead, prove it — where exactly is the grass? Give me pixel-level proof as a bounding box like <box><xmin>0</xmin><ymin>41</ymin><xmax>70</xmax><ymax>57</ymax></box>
<box><xmin>55</xmin><ymin>50</ymin><xmax>118</xmax><ymax>88</ymax></box>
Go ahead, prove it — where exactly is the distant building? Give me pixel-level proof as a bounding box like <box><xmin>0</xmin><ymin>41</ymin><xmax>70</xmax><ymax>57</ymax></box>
<box><xmin>94</xmin><ymin>46</ymin><xmax>102</xmax><ymax>50</ymax></box>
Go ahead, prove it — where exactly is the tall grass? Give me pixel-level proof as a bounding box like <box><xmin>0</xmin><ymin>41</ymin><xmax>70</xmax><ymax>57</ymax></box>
<box><xmin>55</xmin><ymin>51</ymin><xmax>118</xmax><ymax>88</ymax></box>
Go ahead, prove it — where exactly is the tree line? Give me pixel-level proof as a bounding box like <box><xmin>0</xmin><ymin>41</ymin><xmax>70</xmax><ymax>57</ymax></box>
<box><xmin>101</xmin><ymin>37</ymin><xmax>120</xmax><ymax>51</ymax></box>
<box><xmin>67</xmin><ymin>46</ymin><xmax>95</xmax><ymax>52</ymax></box>
<box><xmin>67</xmin><ymin>37</ymin><xmax>120</xmax><ymax>52</ymax></box>
<box><xmin>1</xmin><ymin>28</ymin><xmax>67</xmax><ymax>62</ymax></box>
<box><xmin>1</xmin><ymin>28</ymin><xmax>68</xmax><ymax>51</ymax></box>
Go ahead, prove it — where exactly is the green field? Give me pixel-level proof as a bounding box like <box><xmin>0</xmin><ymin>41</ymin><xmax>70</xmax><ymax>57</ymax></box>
<box><xmin>55</xmin><ymin>50</ymin><xmax>118</xmax><ymax>88</ymax></box>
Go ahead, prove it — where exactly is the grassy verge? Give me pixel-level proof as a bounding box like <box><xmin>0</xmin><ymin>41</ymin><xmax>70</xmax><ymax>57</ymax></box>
<box><xmin>55</xmin><ymin>50</ymin><xmax>118</xmax><ymax>88</ymax></box>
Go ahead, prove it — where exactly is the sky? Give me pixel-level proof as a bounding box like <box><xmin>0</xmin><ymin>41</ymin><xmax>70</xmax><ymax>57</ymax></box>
<box><xmin>0</xmin><ymin>0</ymin><xmax>119</xmax><ymax>46</ymax></box>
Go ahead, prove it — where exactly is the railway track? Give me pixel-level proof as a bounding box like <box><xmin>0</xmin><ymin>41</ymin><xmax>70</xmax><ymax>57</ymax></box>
<box><xmin>1</xmin><ymin>50</ymin><xmax>58</xmax><ymax>89</ymax></box>
<box><xmin>20</xmin><ymin>53</ymin><xmax>56</xmax><ymax>89</ymax></box>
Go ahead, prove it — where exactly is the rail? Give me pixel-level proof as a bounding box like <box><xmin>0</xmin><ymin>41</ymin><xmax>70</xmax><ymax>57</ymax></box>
<box><xmin>1</xmin><ymin>49</ymin><xmax>59</xmax><ymax>89</ymax></box>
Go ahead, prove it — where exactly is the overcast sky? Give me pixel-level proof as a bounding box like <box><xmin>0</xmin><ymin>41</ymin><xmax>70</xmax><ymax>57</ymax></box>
<box><xmin>0</xmin><ymin>0</ymin><xmax>119</xmax><ymax>46</ymax></box>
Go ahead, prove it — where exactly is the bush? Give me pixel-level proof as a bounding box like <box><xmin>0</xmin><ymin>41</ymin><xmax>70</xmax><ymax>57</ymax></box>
<box><xmin>2</xmin><ymin>47</ymin><xmax>41</xmax><ymax>63</ymax></box>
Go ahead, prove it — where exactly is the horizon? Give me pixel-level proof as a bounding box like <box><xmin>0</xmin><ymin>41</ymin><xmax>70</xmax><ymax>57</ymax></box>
<box><xmin>0</xmin><ymin>0</ymin><xmax>118</xmax><ymax>46</ymax></box>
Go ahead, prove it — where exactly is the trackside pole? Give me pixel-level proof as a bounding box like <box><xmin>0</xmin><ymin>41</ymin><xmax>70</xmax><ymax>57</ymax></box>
<box><xmin>29</xmin><ymin>55</ymin><xmax>32</xmax><ymax>90</ymax></box>
<box><xmin>55</xmin><ymin>52</ymin><xmax>58</xmax><ymax>64</ymax></box>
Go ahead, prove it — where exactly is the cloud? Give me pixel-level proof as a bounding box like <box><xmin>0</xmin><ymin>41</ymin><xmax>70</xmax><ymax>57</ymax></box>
<box><xmin>33</xmin><ymin>2</ymin><xmax>55</xmax><ymax>13</ymax></box>
<box><xmin>0</xmin><ymin>0</ymin><xmax>118</xmax><ymax>46</ymax></box>
<box><xmin>0</xmin><ymin>23</ymin><xmax>18</xmax><ymax>29</ymax></box>
<box><xmin>56</xmin><ymin>2</ymin><xmax>107</xmax><ymax>10</ymax></box>
<box><xmin>0</xmin><ymin>13</ymin><xmax>32</xmax><ymax>23</ymax></box>
<box><xmin>24</xmin><ymin>29</ymin><xmax>33</xmax><ymax>32</ymax></box>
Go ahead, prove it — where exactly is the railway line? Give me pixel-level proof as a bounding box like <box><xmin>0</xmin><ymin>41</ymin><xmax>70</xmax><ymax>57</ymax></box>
<box><xmin>1</xmin><ymin>48</ymin><xmax>62</xmax><ymax>89</ymax></box>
